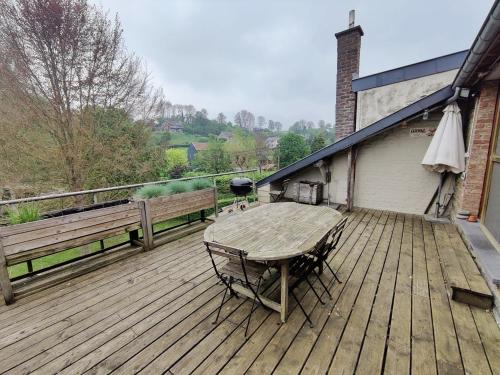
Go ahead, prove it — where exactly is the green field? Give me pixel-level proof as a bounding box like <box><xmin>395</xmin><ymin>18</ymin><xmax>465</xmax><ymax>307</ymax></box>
<box><xmin>169</xmin><ymin>132</ymin><xmax>208</xmax><ymax>145</ymax></box>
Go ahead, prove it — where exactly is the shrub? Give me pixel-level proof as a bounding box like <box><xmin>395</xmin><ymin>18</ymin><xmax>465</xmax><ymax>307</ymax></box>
<box><xmin>166</xmin><ymin>181</ymin><xmax>191</xmax><ymax>194</ymax></box>
<box><xmin>7</xmin><ymin>205</ymin><xmax>41</xmax><ymax>224</ymax></box>
<box><xmin>135</xmin><ymin>184</ymin><xmax>168</xmax><ymax>199</ymax></box>
<box><xmin>189</xmin><ymin>179</ymin><xmax>212</xmax><ymax>191</ymax></box>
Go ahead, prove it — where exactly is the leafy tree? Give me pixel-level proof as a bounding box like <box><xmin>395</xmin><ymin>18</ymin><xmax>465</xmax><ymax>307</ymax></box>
<box><xmin>164</xmin><ymin>148</ymin><xmax>188</xmax><ymax>178</ymax></box>
<box><xmin>86</xmin><ymin>108</ymin><xmax>163</xmax><ymax>188</ymax></box>
<box><xmin>192</xmin><ymin>138</ymin><xmax>232</xmax><ymax>173</ymax></box>
<box><xmin>225</xmin><ymin>129</ymin><xmax>256</xmax><ymax>170</ymax></box>
<box><xmin>278</xmin><ymin>133</ymin><xmax>310</xmax><ymax>168</ymax></box>
<box><xmin>310</xmin><ymin>134</ymin><xmax>326</xmax><ymax>153</ymax></box>
<box><xmin>155</xmin><ymin>131</ymin><xmax>171</xmax><ymax>148</ymax></box>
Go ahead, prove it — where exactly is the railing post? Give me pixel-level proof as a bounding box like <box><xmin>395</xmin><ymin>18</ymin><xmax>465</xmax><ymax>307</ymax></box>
<box><xmin>213</xmin><ymin>178</ymin><xmax>219</xmax><ymax>218</ymax></box>
<box><xmin>0</xmin><ymin>239</ymin><xmax>14</xmax><ymax>304</ymax></box>
<box><xmin>138</xmin><ymin>200</ymin><xmax>153</xmax><ymax>251</ymax></box>
<box><xmin>93</xmin><ymin>193</ymin><xmax>98</xmax><ymax>204</ymax></box>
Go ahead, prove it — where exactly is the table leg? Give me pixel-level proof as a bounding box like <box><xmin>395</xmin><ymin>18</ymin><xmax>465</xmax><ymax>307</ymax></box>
<box><xmin>280</xmin><ymin>260</ymin><xmax>289</xmax><ymax>323</ymax></box>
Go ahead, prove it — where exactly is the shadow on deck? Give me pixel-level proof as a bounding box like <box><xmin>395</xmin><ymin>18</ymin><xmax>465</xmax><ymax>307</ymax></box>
<box><xmin>0</xmin><ymin>209</ymin><xmax>498</xmax><ymax>374</ymax></box>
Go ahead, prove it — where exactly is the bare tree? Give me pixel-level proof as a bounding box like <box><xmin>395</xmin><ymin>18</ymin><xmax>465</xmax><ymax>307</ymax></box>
<box><xmin>275</xmin><ymin>121</ymin><xmax>282</xmax><ymax>133</ymax></box>
<box><xmin>268</xmin><ymin>119</ymin><xmax>275</xmax><ymax>131</ymax></box>
<box><xmin>257</xmin><ymin>115</ymin><xmax>266</xmax><ymax>129</ymax></box>
<box><xmin>234</xmin><ymin>110</ymin><xmax>255</xmax><ymax>129</ymax></box>
<box><xmin>0</xmin><ymin>0</ymin><xmax>164</xmax><ymax>196</ymax></box>
<box><xmin>216</xmin><ymin>112</ymin><xmax>226</xmax><ymax>124</ymax></box>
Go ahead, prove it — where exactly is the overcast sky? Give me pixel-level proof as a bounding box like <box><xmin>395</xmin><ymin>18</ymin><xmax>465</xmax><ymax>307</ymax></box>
<box><xmin>94</xmin><ymin>0</ymin><xmax>493</xmax><ymax>127</ymax></box>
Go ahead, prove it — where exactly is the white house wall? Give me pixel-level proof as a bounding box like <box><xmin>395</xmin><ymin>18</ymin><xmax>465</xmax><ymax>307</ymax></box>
<box><xmin>356</xmin><ymin>70</ymin><xmax>457</xmax><ymax>130</ymax></box>
<box><xmin>258</xmin><ymin>117</ymin><xmax>441</xmax><ymax>214</ymax></box>
<box><xmin>354</xmin><ymin>119</ymin><xmax>440</xmax><ymax>214</ymax></box>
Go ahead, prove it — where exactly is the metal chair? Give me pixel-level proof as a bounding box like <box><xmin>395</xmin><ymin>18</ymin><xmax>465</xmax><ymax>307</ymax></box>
<box><xmin>287</xmin><ymin>216</ymin><xmax>348</xmax><ymax>326</ymax></box>
<box><xmin>269</xmin><ymin>179</ymin><xmax>290</xmax><ymax>202</ymax></box>
<box><xmin>311</xmin><ymin>216</ymin><xmax>348</xmax><ymax>284</ymax></box>
<box><xmin>204</xmin><ymin>240</ymin><xmax>269</xmax><ymax>338</ymax></box>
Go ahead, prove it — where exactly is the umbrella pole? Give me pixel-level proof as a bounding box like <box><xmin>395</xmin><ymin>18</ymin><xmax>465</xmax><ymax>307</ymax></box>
<box><xmin>435</xmin><ymin>173</ymin><xmax>445</xmax><ymax>218</ymax></box>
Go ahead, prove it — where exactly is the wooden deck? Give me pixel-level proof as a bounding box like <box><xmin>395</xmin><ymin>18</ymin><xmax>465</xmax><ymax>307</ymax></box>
<box><xmin>0</xmin><ymin>209</ymin><xmax>499</xmax><ymax>374</ymax></box>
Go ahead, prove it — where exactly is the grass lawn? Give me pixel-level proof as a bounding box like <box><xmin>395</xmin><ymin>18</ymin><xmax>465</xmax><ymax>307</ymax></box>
<box><xmin>169</xmin><ymin>132</ymin><xmax>208</xmax><ymax>145</ymax></box>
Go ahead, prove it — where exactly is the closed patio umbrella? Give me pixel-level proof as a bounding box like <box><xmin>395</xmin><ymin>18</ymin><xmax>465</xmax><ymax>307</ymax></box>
<box><xmin>422</xmin><ymin>102</ymin><xmax>465</xmax><ymax>217</ymax></box>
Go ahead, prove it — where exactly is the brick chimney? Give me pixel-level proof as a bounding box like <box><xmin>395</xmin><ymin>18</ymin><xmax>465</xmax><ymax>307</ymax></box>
<box><xmin>335</xmin><ymin>10</ymin><xmax>363</xmax><ymax>140</ymax></box>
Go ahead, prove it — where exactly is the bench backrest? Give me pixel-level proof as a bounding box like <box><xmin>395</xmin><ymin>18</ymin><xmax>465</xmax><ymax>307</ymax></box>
<box><xmin>0</xmin><ymin>202</ymin><xmax>141</xmax><ymax>266</ymax></box>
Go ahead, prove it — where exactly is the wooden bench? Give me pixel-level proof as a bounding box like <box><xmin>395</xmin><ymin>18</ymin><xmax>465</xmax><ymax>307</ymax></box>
<box><xmin>0</xmin><ymin>202</ymin><xmax>143</xmax><ymax>304</ymax></box>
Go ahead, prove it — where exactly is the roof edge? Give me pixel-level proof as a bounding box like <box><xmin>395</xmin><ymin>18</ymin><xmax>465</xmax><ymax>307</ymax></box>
<box><xmin>352</xmin><ymin>50</ymin><xmax>467</xmax><ymax>92</ymax></box>
<box><xmin>256</xmin><ymin>85</ymin><xmax>454</xmax><ymax>188</ymax></box>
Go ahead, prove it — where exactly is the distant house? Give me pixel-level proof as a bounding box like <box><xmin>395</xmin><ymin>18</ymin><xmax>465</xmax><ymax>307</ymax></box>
<box><xmin>187</xmin><ymin>142</ymin><xmax>209</xmax><ymax>161</ymax></box>
<box><xmin>258</xmin><ymin>15</ymin><xmax>468</xmax><ymax>216</ymax></box>
<box><xmin>265</xmin><ymin>137</ymin><xmax>279</xmax><ymax>149</ymax></box>
<box><xmin>158</xmin><ymin>119</ymin><xmax>183</xmax><ymax>133</ymax></box>
<box><xmin>217</xmin><ymin>131</ymin><xmax>233</xmax><ymax>141</ymax></box>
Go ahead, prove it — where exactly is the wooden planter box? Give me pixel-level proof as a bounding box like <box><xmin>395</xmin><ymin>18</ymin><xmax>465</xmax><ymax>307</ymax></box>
<box><xmin>144</xmin><ymin>188</ymin><xmax>216</xmax><ymax>224</ymax></box>
<box><xmin>137</xmin><ymin>187</ymin><xmax>217</xmax><ymax>249</ymax></box>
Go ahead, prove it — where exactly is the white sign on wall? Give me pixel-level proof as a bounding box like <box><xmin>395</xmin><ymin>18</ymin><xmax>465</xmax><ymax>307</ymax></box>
<box><xmin>410</xmin><ymin>128</ymin><xmax>436</xmax><ymax>137</ymax></box>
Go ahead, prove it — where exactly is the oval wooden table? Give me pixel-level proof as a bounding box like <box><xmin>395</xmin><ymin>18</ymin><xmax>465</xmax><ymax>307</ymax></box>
<box><xmin>204</xmin><ymin>202</ymin><xmax>342</xmax><ymax>322</ymax></box>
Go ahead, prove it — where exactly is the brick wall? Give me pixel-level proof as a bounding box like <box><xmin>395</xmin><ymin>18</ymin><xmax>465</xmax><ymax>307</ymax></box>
<box><xmin>456</xmin><ymin>80</ymin><xmax>499</xmax><ymax>216</ymax></box>
<box><xmin>335</xmin><ymin>26</ymin><xmax>363</xmax><ymax>140</ymax></box>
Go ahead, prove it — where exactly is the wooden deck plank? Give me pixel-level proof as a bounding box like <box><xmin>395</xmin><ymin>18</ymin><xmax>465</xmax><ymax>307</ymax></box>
<box><xmin>0</xmin><ymin>209</ymin><xmax>497</xmax><ymax>375</ymax></box>
<box><xmin>326</xmin><ymin>211</ymin><xmax>395</xmax><ymax>374</ymax></box>
<box><xmin>384</xmin><ymin>214</ymin><xmax>414</xmax><ymax>375</ymax></box>
<box><xmin>422</xmin><ymin>219</ymin><xmax>464</xmax><ymax>375</ymax></box>
<box><xmin>296</xmin><ymin>211</ymin><xmax>386</xmax><ymax>374</ymax></box>
<box><xmin>410</xmin><ymin>217</ymin><xmax>437</xmax><ymax>375</ymax></box>
<box><xmin>2</xmin><ymin>254</ymin><xmax>219</xmax><ymax>373</ymax></box>
<box><xmin>0</xmin><ymin>233</ymin><xmax>203</xmax><ymax>324</ymax></box>
<box><xmin>353</xmin><ymin>213</ymin><xmax>405</xmax><ymax>375</ymax></box>
<box><xmin>0</xmin><ymin>241</ymin><xmax>208</xmax><ymax>351</ymax></box>
<box><xmin>445</xmin><ymin>223</ymin><xmax>492</xmax><ymax>298</ymax></box>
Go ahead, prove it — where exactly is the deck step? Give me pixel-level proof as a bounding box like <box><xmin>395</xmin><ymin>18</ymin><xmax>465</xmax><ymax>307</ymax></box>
<box><xmin>433</xmin><ymin>223</ymin><xmax>493</xmax><ymax>309</ymax></box>
<box><xmin>12</xmin><ymin>244</ymin><xmax>142</xmax><ymax>299</ymax></box>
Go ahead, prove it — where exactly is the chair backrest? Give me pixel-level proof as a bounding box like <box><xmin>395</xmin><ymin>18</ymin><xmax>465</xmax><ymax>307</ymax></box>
<box><xmin>204</xmin><ymin>240</ymin><xmax>251</xmax><ymax>284</ymax></box>
<box><xmin>328</xmin><ymin>216</ymin><xmax>348</xmax><ymax>251</ymax></box>
<box><xmin>315</xmin><ymin>216</ymin><xmax>348</xmax><ymax>260</ymax></box>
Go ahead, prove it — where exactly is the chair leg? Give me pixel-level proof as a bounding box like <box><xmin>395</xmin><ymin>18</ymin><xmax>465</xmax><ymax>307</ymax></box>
<box><xmin>325</xmin><ymin>262</ymin><xmax>342</xmax><ymax>283</ymax></box>
<box><xmin>213</xmin><ymin>285</ymin><xmax>229</xmax><ymax>324</ymax></box>
<box><xmin>290</xmin><ymin>289</ymin><xmax>314</xmax><ymax>328</ymax></box>
<box><xmin>305</xmin><ymin>277</ymin><xmax>324</xmax><ymax>305</ymax></box>
<box><xmin>312</xmin><ymin>269</ymin><xmax>332</xmax><ymax>300</ymax></box>
<box><xmin>245</xmin><ymin>294</ymin><xmax>257</xmax><ymax>338</ymax></box>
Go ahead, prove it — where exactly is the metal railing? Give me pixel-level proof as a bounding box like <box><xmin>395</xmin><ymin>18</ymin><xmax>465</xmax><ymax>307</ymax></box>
<box><xmin>0</xmin><ymin>169</ymin><xmax>258</xmax><ymax>206</ymax></box>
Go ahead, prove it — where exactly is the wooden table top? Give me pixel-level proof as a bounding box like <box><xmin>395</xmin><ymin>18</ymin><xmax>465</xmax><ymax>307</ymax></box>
<box><xmin>203</xmin><ymin>202</ymin><xmax>342</xmax><ymax>261</ymax></box>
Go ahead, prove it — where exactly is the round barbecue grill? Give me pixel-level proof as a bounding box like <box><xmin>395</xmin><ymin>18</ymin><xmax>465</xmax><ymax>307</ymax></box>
<box><xmin>230</xmin><ymin>177</ymin><xmax>253</xmax><ymax>196</ymax></box>
<box><xmin>228</xmin><ymin>177</ymin><xmax>253</xmax><ymax>212</ymax></box>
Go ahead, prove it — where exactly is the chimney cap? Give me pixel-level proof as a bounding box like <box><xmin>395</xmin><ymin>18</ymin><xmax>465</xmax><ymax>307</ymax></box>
<box><xmin>335</xmin><ymin>25</ymin><xmax>364</xmax><ymax>39</ymax></box>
